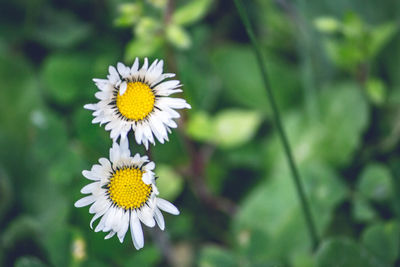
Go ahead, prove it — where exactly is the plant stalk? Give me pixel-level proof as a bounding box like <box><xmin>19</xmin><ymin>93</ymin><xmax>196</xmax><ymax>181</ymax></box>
<box><xmin>232</xmin><ymin>0</ymin><xmax>319</xmax><ymax>250</ymax></box>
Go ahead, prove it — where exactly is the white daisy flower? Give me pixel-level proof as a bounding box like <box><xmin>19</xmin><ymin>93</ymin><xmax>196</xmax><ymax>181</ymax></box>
<box><xmin>74</xmin><ymin>138</ymin><xmax>180</xmax><ymax>250</ymax></box>
<box><xmin>85</xmin><ymin>58</ymin><xmax>191</xmax><ymax>149</ymax></box>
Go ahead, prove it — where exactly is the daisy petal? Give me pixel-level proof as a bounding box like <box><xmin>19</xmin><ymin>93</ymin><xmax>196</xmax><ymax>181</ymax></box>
<box><xmin>157</xmin><ymin>198</ymin><xmax>180</xmax><ymax>215</ymax></box>
<box><xmin>119</xmin><ymin>81</ymin><xmax>127</xmax><ymax>95</ymax></box>
<box><xmin>137</xmin><ymin>206</ymin><xmax>156</xmax><ymax>227</ymax></box>
<box><xmin>75</xmin><ymin>196</ymin><xmax>96</xmax><ymax>208</ymax></box>
<box><xmin>105</xmin><ymin>231</ymin><xmax>116</xmax><ymax>239</ymax></box>
<box><xmin>117</xmin><ymin>211</ymin><xmax>130</xmax><ymax>243</ymax></box>
<box><xmin>131</xmin><ymin>57</ymin><xmax>140</xmax><ymax>75</ymax></box>
<box><xmin>82</xmin><ymin>170</ymin><xmax>99</xmax><ymax>181</ymax></box>
<box><xmin>80</xmin><ymin>182</ymin><xmax>99</xmax><ymax>194</ymax></box>
<box><xmin>130</xmin><ymin>211</ymin><xmax>144</xmax><ymax>249</ymax></box>
<box><xmin>154</xmin><ymin>208</ymin><xmax>165</xmax><ymax>230</ymax></box>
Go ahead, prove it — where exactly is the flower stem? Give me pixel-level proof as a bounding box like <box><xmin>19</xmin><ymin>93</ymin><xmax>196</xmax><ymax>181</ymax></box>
<box><xmin>232</xmin><ymin>0</ymin><xmax>319</xmax><ymax>250</ymax></box>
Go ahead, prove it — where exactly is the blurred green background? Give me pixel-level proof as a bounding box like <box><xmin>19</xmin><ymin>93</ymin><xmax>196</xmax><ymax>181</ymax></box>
<box><xmin>1</xmin><ymin>0</ymin><xmax>400</xmax><ymax>266</ymax></box>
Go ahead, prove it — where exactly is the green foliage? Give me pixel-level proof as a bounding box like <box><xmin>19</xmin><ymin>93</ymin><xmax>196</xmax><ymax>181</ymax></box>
<box><xmin>42</xmin><ymin>53</ymin><xmax>93</xmax><ymax>105</ymax></box>
<box><xmin>187</xmin><ymin>109</ymin><xmax>263</xmax><ymax>149</ymax></box>
<box><xmin>211</xmin><ymin>45</ymin><xmax>269</xmax><ymax>110</ymax></box>
<box><xmin>0</xmin><ymin>52</ymin><xmax>41</xmax><ymax>140</ymax></box>
<box><xmin>315</xmin><ymin>83</ymin><xmax>369</xmax><ymax>166</ymax></box>
<box><xmin>234</xmin><ymin>163</ymin><xmax>347</xmax><ymax>265</ymax></box>
<box><xmin>114</xmin><ymin>3</ymin><xmax>143</xmax><ymax>27</ymax></box>
<box><xmin>14</xmin><ymin>257</ymin><xmax>47</xmax><ymax>267</ymax></box>
<box><xmin>314</xmin><ymin>17</ymin><xmax>341</xmax><ymax>33</ymax></box>
<box><xmin>266</xmin><ymin>82</ymin><xmax>369</xmax><ymax>170</ymax></box>
<box><xmin>1</xmin><ymin>0</ymin><xmax>399</xmax><ymax>266</ymax></box>
<box><xmin>366</xmin><ymin>78</ymin><xmax>387</xmax><ymax>105</ymax></box>
<box><xmin>117</xmin><ymin>0</ymin><xmax>213</xmax><ymax>57</ymax></box>
<box><xmin>126</xmin><ymin>36</ymin><xmax>164</xmax><ymax>60</ymax></box>
<box><xmin>362</xmin><ymin>221</ymin><xmax>400</xmax><ymax>264</ymax></box>
<box><xmin>172</xmin><ymin>0</ymin><xmax>213</xmax><ymax>26</ymax></box>
<box><xmin>0</xmin><ymin>168</ymin><xmax>12</xmax><ymax>221</ymax></box>
<box><xmin>213</xmin><ymin>110</ymin><xmax>263</xmax><ymax>148</ymax></box>
<box><xmin>198</xmin><ymin>245</ymin><xmax>237</xmax><ymax>267</ymax></box>
<box><xmin>352</xmin><ymin>194</ymin><xmax>377</xmax><ymax>222</ymax></box>
<box><xmin>166</xmin><ymin>24</ymin><xmax>192</xmax><ymax>49</ymax></box>
<box><xmin>315</xmin><ymin>12</ymin><xmax>398</xmax><ymax>72</ymax></box>
<box><xmin>315</xmin><ymin>237</ymin><xmax>382</xmax><ymax>267</ymax></box>
<box><xmin>156</xmin><ymin>164</ymin><xmax>184</xmax><ymax>201</ymax></box>
<box><xmin>186</xmin><ymin>111</ymin><xmax>214</xmax><ymax>142</ymax></box>
<box><xmin>1</xmin><ymin>216</ymin><xmax>40</xmax><ymax>249</ymax></box>
<box><xmin>211</xmin><ymin>45</ymin><xmax>300</xmax><ymax>112</ymax></box>
<box><xmin>121</xmin><ymin>245</ymin><xmax>162</xmax><ymax>267</ymax></box>
<box><xmin>32</xmin><ymin>10</ymin><xmax>90</xmax><ymax>49</ymax></box>
<box><xmin>357</xmin><ymin>163</ymin><xmax>393</xmax><ymax>201</ymax></box>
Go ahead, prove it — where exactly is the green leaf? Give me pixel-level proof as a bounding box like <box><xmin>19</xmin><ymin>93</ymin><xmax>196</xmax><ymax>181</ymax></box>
<box><xmin>213</xmin><ymin>109</ymin><xmax>262</xmax><ymax>149</ymax></box>
<box><xmin>177</xmin><ymin>51</ymin><xmax>222</xmax><ymax>110</ymax></box>
<box><xmin>368</xmin><ymin>22</ymin><xmax>398</xmax><ymax>59</ymax></box>
<box><xmin>292</xmin><ymin>251</ymin><xmax>316</xmax><ymax>267</ymax></box>
<box><xmin>198</xmin><ymin>245</ymin><xmax>237</xmax><ymax>267</ymax></box>
<box><xmin>125</xmin><ymin>36</ymin><xmax>164</xmax><ymax>60</ymax></box>
<box><xmin>135</xmin><ymin>17</ymin><xmax>161</xmax><ymax>39</ymax></box>
<box><xmin>122</xmin><ymin>245</ymin><xmax>161</xmax><ymax>267</ymax></box>
<box><xmin>166</xmin><ymin>24</ymin><xmax>192</xmax><ymax>49</ymax></box>
<box><xmin>30</xmin><ymin>109</ymin><xmax>68</xmax><ymax>163</ymax></box>
<box><xmin>48</xmin><ymin>147</ymin><xmax>85</xmax><ymax>185</ymax></box>
<box><xmin>73</xmin><ymin>107</ymin><xmax>110</xmax><ymax>157</ymax></box>
<box><xmin>314</xmin><ymin>17</ymin><xmax>341</xmax><ymax>33</ymax></box>
<box><xmin>42</xmin><ymin>53</ymin><xmax>94</xmax><ymax>105</ymax></box>
<box><xmin>357</xmin><ymin>163</ymin><xmax>393</xmax><ymax>201</ymax></box>
<box><xmin>147</xmin><ymin>0</ymin><xmax>167</xmax><ymax>9</ymax></box>
<box><xmin>315</xmin><ymin>83</ymin><xmax>369</xmax><ymax>166</ymax></box>
<box><xmin>211</xmin><ymin>45</ymin><xmax>268</xmax><ymax>110</ymax></box>
<box><xmin>151</xmin><ymin>130</ymin><xmax>188</xmax><ymax>164</ymax></box>
<box><xmin>366</xmin><ymin>78</ymin><xmax>387</xmax><ymax>105</ymax></box>
<box><xmin>315</xmin><ymin>237</ymin><xmax>382</xmax><ymax>267</ymax></box>
<box><xmin>266</xmin><ymin>82</ymin><xmax>369</xmax><ymax>168</ymax></box>
<box><xmin>42</xmin><ymin>225</ymin><xmax>72</xmax><ymax>267</ymax></box>
<box><xmin>114</xmin><ymin>3</ymin><xmax>143</xmax><ymax>27</ymax></box>
<box><xmin>234</xmin><ymin>162</ymin><xmax>347</xmax><ymax>264</ymax></box>
<box><xmin>0</xmin><ymin>51</ymin><xmax>41</xmax><ymax>141</ymax></box>
<box><xmin>211</xmin><ymin>45</ymin><xmax>299</xmax><ymax>111</ymax></box>
<box><xmin>172</xmin><ymin>0</ymin><xmax>212</xmax><ymax>26</ymax></box>
<box><xmin>32</xmin><ymin>10</ymin><xmax>90</xmax><ymax>48</ymax></box>
<box><xmin>28</xmin><ymin>178</ymin><xmax>71</xmax><ymax>267</ymax></box>
<box><xmin>325</xmin><ymin>39</ymin><xmax>364</xmax><ymax>71</ymax></box>
<box><xmin>342</xmin><ymin>12</ymin><xmax>365</xmax><ymax>39</ymax></box>
<box><xmin>352</xmin><ymin>194</ymin><xmax>377</xmax><ymax>222</ymax></box>
<box><xmin>362</xmin><ymin>221</ymin><xmax>400</xmax><ymax>264</ymax></box>
<box><xmin>186</xmin><ymin>111</ymin><xmax>214</xmax><ymax>142</ymax></box>
<box><xmin>186</xmin><ymin>109</ymin><xmax>263</xmax><ymax>149</ymax></box>
<box><xmin>1</xmin><ymin>216</ymin><xmax>40</xmax><ymax>249</ymax></box>
<box><xmin>14</xmin><ymin>256</ymin><xmax>48</xmax><ymax>267</ymax></box>
<box><xmin>155</xmin><ymin>164</ymin><xmax>184</xmax><ymax>201</ymax></box>
<box><xmin>223</xmin><ymin>140</ymin><xmax>269</xmax><ymax>170</ymax></box>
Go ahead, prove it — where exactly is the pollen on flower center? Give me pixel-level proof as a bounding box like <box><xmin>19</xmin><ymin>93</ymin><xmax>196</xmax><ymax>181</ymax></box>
<box><xmin>107</xmin><ymin>167</ymin><xmax>152</xmax><ymax>210</ymax></box>
<box><xmin>116</xmin><ymin>82</ymin><xmax>155</xmax><ymax>121</ymax></box>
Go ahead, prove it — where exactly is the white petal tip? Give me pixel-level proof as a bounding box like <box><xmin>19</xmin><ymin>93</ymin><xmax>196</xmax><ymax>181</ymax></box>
<box><xmin>119</xmin><ymin>81</ymin><xmax>127</xmax><ymax>95</ymax></box>
<box><xmin>84</xmin><ymin>104</ymin><xmax>95</xmax><ymax>110</ymax></box>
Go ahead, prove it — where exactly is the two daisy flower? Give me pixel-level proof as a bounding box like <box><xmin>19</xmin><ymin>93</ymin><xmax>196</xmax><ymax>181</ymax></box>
<box><xmin>74</xmin><ymin>58</ymin><xmax>191</xmax><ymax>249</ymax></box>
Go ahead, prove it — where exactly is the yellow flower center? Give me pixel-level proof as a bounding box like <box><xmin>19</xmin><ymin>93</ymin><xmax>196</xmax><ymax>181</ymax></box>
<box><xmin>116</xmin><ymin>81</ymin><xmax>155</xmax><ymax>121</ymax></box>
<box><xmin>107</xmin><ymin>167</ymin><xmax>152</xmax><ymax>210</ymax></box>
